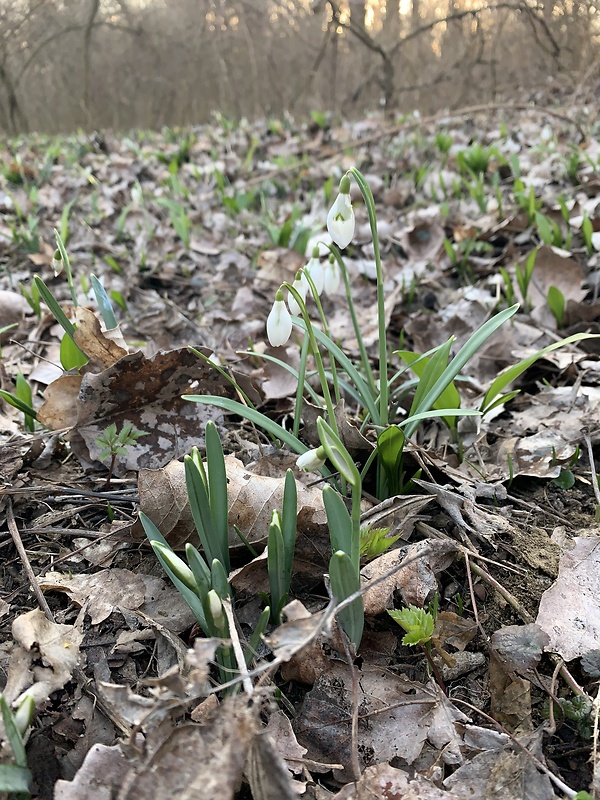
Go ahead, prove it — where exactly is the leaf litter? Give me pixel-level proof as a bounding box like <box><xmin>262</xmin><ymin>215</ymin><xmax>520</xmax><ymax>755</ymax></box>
<box><xmin>1</xmin><ymin>91</ymin><xmax>600</xmax><ymax>798</ymax></box>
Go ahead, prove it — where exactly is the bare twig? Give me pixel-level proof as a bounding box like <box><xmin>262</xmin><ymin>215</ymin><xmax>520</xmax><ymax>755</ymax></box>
<box><xmin>222</xmin><ymin>598</ymin><xmax>254</xmax><ymax>696</ymax></box>
<box><xmin>6</xmin><ymin>499</ymin><xmax>54</xmax><ymax>622</ymax></box>
<box><xmin>582</xmin><ymin>427</ymin><xmax>600</xmax><ymax>509</ymax></box>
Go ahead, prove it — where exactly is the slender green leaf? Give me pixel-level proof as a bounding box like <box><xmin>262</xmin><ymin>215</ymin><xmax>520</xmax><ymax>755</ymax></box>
<box><xmin>329</xmin><ymin>551</ymin><xmax>363</xmax><ymax>648</ymax></box>
<box><xmin>32</xmin><ymin>276</ymin><xmax>76</xmax><ymax>338</ymax></box>
<box><xmin>185</xmin><ymin>543</ymin><xmax>211</xmax><ymax>599</ymax></box>
<box><xmin>281</xmin><ymin>469</ymin><xmax>297</xmax><ymax>585</ymax></box>
<box><xmin>90</xmin><ymin>274</ymin><xmax>118</xmax><ymax>330</ymax></box>
<box><xmin>139</xmin><ymin>512</ymin><xmax>208</xmax><ymax>632</ymax></box>
<box><xmin>60</xmin><ymin>333</ymin><xmax>88</xmax><ymax>370</ymax></box>
<box><xmin>0</xmin><ymin>763</ymin><xmax>31</xmax><ymax>792</ymax></box>
<box><xmin>405</xmin><ymin>304</ymin><xmax>519</xmax><ymax>437</ymax></box>
<box><xmin>210</xmin><ymin>558</ymin><xmax>230</xmax><ymax>598</ymax></box>
<box><xmin>317</xmin><ymin>417</ymin><xmax>360</xmax><ymax>488</ymax></box>
<box><xmin>183</xmin><ymin>395</ymin><xmax>310</xmax><ymax>456</ymax></box>
<box><xmin>205</xmin><ymin>421</ymin><xmax>230</xmax><ymax>571</ymax></box>
<box><xmin>323</xmin><ymin>485</ymin><xmax>352</xmax><ymax>556</ymax></box>
<box><xmin>184</xmin><ymin>455</ymin><xmax>216</xmax><ymax>563</ymax></box>
<box><xmin>399</xmin><ymin>346</ymin><xmax>461</xmax><ymax>428</ymax></box>
<box><xmin>268</xmin><ymin>513</ymin><xmax>287</xmax><ymax>621</ymax></box>
<box><xmin>0</xmin><ymin>695</ymin><xmax>27</xmax><ymax>767</ymax></box>
<box><xmin>481</xmin><ymin>332</ymin><xmax>599</xmax><ymax>412</ymax></box>
<box><xmin>0</xmin><ymin>391</ymin><xmax>37</xmax><ymax>420</ymax></box>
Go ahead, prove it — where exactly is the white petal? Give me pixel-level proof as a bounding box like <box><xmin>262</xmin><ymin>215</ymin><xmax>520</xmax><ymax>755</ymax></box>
<box><xmin>288</xmin><ymin>274</ymin><xmax>308</xmax><ymax>315</ymax></box>
<box><xmin>327</xmin><ymin>193</ymin><xmax>355</xmax><ymax>249</ymax></box>
<box><xmin>266</xmin><ymin>299</ymin><xmax>292</xmax><ymax>347</ymax></box>
<box><xmin>297</xmin><ymin>448</ymin><xmax>326</xmax><ymax>471</ymax></box>
<box><xmin>324</xmin><ymin>262</ymin><xmax>341</xmax><ymax>295</ymax></box>
<box><xmin>306</xmin><ymin>257</ymin><xmax>324</xmax><ymax>295</ymax></box>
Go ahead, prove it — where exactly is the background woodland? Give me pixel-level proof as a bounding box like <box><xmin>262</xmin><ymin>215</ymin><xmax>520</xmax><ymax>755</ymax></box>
<box><xmin>0</xmin><ymin>0</ymin><xmax>598</xmax><ymax>136</ymax></box>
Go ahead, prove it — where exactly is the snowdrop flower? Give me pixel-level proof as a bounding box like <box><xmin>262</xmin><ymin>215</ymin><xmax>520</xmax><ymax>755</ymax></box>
<box><xmin>266</xmin><ymin>289</ymin><xmax>292</xmax><ymax>347</ymax></box>
<box><xmin>297</xmin><ymin>446</ymin><xmax>326</xmax><ymax>472</ymax></box>
<box><xmin>323</xmin><ymin>254</ymin><xmax>341</xmax><ymax>296</ymax></box>
<box><xmin>305</xmin><ymin>246</ymin><xmax>324</xmax><ymax>296</ymax></box>
<box><xmin>288</xmin><ymin>270</ymin><xmax>309</xmax><ymax>315</ymax></box>
<box><xmin>327</xmin><ymin>174</ymin><xmax>355</xmax><ymax>249</ymax></box>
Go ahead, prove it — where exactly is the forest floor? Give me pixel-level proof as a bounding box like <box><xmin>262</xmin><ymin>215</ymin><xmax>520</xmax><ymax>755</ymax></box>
<box><xmin>0</xmin><ymin>91</ymin><xmax>599</xmax><ymax>800</ymax></box>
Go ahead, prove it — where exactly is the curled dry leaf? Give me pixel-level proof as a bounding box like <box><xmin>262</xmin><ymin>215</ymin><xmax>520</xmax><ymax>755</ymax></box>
<box><xmin>361</xmin><ymin>539</ymin><xmax>456</xmax><ymax>616</ymax></box>
<box><xmin>491</xmin><ymin>624</ymin><xmax>550</xmax><ymax>678</ymax></box>
<box><xmin>4</xmin><ymin>608</ymin><xmax>83</xmax><ymax>706</ymax></box>
<box><xmin>294</xmin><ymin>664</ymin><xmax>463</xmax><ymax>776</ymax></box>
<box><xmin>137</xmin><ymin>454</ymin><xmax>326</xmax><ymax>550</ymax></box>
<box><xmin>536</xmin><ymin>536</ymin><xmax>600</xmax><ymax>662</ymax></box>
<box><xmin>54</xmin><ymin>744</ymin><xmax>130</xmax><ymax>800</ymax></box>
<box><xmin>39</xmin><ymin>346</ymin><xmax>232</xmax><ymax>473</ymax></box>
<box><xmin>39</xmin><ymin>568</ymin><xmax>147</xmax><ymax>625</ymax></box>
<box><xmin>72</xmin><ymin>306</ymin><xmax>129</xmax><ymax>371</ymax></box>
<box><xmin>334</xmin><ymin>763</ymin><xmax>462</xmax><ymax>800</ymax></box>
<box><xmin>115</xmin><ymin>695</ymin><xmax>259</xmax><ymax>800</ymax></box>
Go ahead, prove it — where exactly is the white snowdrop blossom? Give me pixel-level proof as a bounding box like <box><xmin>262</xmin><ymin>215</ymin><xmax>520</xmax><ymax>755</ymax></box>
<box><xmin>305</xmin><ymin>247</ymin><xmax>324</xmax><ymax>295</ymax></box>
<box><xmin>327</xmin><ymin>175</ymin><xmax>355</xmax><ymax>249</ymax></box>
<box><xmin>323</xmin><ymin>256</ymin><xmax>341</xmax><ymax>296</ymax></box>
<box><xmin>297</xmin><ymin>446</ymin><xmax>326</xmax><ymax>472</ymax></box>
<box><xmin>266</xmin><ymin>289</ymin><xmax>292</xmax><ymax>347</ymax></box>
<box><xmin>288</xmin><ymin>270</ymin><xmax>309</xmax><ymax>315</ymax></box>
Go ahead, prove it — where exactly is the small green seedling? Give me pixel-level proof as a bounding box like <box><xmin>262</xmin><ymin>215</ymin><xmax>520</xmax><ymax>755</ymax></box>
<box><xmin>96</xmin><ymin>422</ymin><xmax>147</xmax><ymax>487</ymax></box>
<box><xmin>388</xmin><ymin>605</ymin><xmax>444</xmax><ymax>688</ymax></box>
<box><xmin>582</xmin><ymin>213</ymin><xmax>594</xmax><ymax>254</ymax></box>
<box><xmin>360</xmin><ymin>526</ymin><xmax>401</xmax><ymax>561</ymax></box>
<box><xmin>547</xmin><ymin>285</ymin><xmax>565</xmax><ymax>327</ymax></box>
<box><xmin>0</xmin><ymin>373</ymin><xmax>37</xmax><ymax>432</ymax></box>
<box><xmin>0</xmin><ymin>692</ymin><xmax>35</xmax><ymax>798</ymax></box>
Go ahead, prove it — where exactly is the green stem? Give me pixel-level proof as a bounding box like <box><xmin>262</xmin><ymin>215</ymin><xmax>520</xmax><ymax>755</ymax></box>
<box><xmin>349</xmin><ymin>167</ymin><xmax>388</xmax><ymax>428</ymax></box>
<box><xmin>304</xmin><ymin>268</ymin><xmax>341</xmax><ymax>405</ymax></box>
<box><xmin>293</xmin><ymin>332</ymin><xmax>311</xmax><ymax>439</ymax></box>
<box><xmin>328</xmin><ymin>243</ymin><xmax>377</xmax><ymax>399</ymax></box>
<box><xmin>284</xmin><ymin>282</ymin><xmax>339</xmax><ymax>438</ymax></box>
<box><xmin>351</xmin><ymin>481</ymin><xmax>361</xmax><ymax>574</ymax></box>
<box><xmin>54</xmin><ymin>229</ymin><xmax>78</xmax><ymax>307</ymax></box>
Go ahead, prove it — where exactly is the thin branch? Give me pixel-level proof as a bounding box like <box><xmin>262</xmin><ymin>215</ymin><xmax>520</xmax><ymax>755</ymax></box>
<box><xmin>6</xmin><ymin>500</ymin><xmax>54</xmax><ymax>622</ymax></box>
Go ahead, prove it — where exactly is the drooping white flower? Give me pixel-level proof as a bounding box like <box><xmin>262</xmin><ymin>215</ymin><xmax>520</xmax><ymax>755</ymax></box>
<box><xmin>327</xmin><ymin>175</ymin><xmax>355</xmax><ymax>249</ymax></box>
<box><xmin>266</xmin><ymin>289</ymin><xmax>292</xmax><ymax>347</ymax></box>
<box><xmin>305</xmin><ymin>246</ymin><xmax>324</xmax><ymax>296</ymax></box>
<box><xmin>323</xmin><ymin>256</ymin><xmax>341</xmax><ymax>296</ymax></box>
<box><xmin>297</xmin><ymin>446</ymin><xmax>326</xmax><ymax>472</ymax></box>
<box><xmin>288</xmin><ymin>270</ymin><xmax>309</xmax><ymax>315</ymax></box>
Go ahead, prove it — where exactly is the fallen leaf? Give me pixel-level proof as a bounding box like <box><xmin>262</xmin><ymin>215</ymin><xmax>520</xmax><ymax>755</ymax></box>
<box><xmin>536</xmin><ymin>536</ymin><xmax>600</xmax><ymax>661</ymax></box>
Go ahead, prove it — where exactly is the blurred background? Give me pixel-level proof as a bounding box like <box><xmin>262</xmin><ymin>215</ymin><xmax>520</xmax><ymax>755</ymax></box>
<box><xmin>0</xmin><ymin>0</ymin><xmax>596</xmax><ymax>135</ymax></box>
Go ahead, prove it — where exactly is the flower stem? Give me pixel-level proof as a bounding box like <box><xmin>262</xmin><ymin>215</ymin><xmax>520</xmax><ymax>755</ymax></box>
<box><xmin>349</xmin><ymin>167</ymin><xmax>388</xmax><ymax>429</ymax></box>
<box><xmin>329</xmin><ymin>243</ymin><xmax>378</xmax><ymax>405</ymax></box>
<box><xmin>284</xmin><ymin>282</ymin><xmax>339</xmax><ymax>438</ymax></box>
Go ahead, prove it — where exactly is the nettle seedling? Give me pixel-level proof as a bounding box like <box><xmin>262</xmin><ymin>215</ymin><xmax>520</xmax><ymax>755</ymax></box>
<box><xmin>96</xmin><ymin>422</ymin><xmax>147</xmax><ymax>488</ymax></box>
<box><xmin>387</xmin><ymin>604</ymin><xmax>445</xmax><ymax>689</ymax></box>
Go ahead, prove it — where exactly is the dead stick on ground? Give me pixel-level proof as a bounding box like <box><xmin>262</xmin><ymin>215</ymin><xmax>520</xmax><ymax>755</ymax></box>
<box><xmin>6</xmin><ymin>499</ymin><xmax>54</xmax><ymax>622</ymax></box>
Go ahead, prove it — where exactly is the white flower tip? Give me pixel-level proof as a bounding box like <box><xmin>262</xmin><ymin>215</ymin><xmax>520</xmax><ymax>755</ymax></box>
<box><xmin>267</xmin><ymin>298</ymin><xmax>292</xmax><ymax>347</ymax></box>
<box><xmin>327</xmin><ymin>193</ymin><xmax>355</xmax><ymax>249</ymax></box>
<box><xmin>297</xmin><ymin>447</ymin><xmax>326</xmax><ymax>472</ymax></box>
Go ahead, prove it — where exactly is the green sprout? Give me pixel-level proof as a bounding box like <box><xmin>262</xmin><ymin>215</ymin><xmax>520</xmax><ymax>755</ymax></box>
<box><xmin>96</xmin><ymin>422</ymin><xmax>147</xmax><ymax>488</ymax></box>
